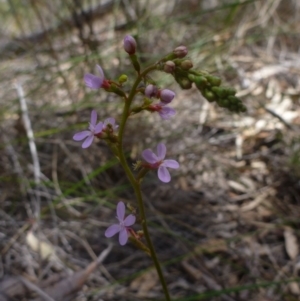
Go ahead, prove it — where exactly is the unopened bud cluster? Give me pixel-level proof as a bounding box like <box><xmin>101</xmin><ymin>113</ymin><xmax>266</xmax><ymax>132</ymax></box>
<box><xmin>158</xmin><ymin>45</ymin><xmax>246</xmax><ymax>113</ymax></box>
<box><xmin>189</xmin><ymin>72</ymin><xmax>246</xmax><ymax>113</ymax></box>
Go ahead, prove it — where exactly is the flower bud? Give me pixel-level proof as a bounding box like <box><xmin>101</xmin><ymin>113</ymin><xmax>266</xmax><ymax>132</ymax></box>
<box><xmin>217</xmin><ymin>98</ymin><xmax>228</xmax><ymax>108</ymax></box>
<box><xmin>123</xmin><ymin>35</ymin><xmax>137</xmax><ymax>55</ymax></box>
<box><xmin>203</xmin><ymin>89</ymin><xmax>216</xmax><ymax>102</ymax></box>
<box><xmin>173</xmin><ymin>46</ymin><xmax>188</xmax><ymax>58</ymax></box>
<box><xmin>163</xmin><ymin>61</ymin><xmax>176</xmax><ymax>73</ymax></box>
<box><xmin>211</xmin><ymin>86</ymin><xmax>227</xmax><ymax>98</ymax></box>
<box><xmin>188</xmin><ymin>74</ymin><xmax>195</xmax><ymax>82</ymax></box>
<box><xmin>223</xmin><ymin>87</ymin><xmax>237</xmax><ymax>96</ymax></box>
<box><xmin>178</xmin><ymin>77</ymin><xmax>192</xmax><ymax>89</ymax></box>
<box><xmin>180</xmin><ymin>60</ymin><xmax>193</xmax><ymax>70</ymax></box>
<box><xmin>194</xmin><ymin>76</ymin><xmax>208</xmax><ymax>90</ymax></box>
<box><xmin>159</xmin><ymin>89</ymin><xmax>175</xmax><ymax>104</ymax></box>
<box><xmin>145</xmin><ymin>84</ymin><xmax>158</xmax><ymax>98</ymax></box>
<box><xmin>206</xmin><ymin>75</ymin><xmax>221</xmax><ymax>87</ymax></box>
<box><xmin>118</xmin><ymin>74</ymin><xmax>128</xmax><ymax>84</ymax></box>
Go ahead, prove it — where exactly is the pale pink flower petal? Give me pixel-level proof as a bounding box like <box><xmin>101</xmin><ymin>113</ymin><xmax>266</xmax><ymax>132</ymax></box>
<box><xmin>158</xmin><ymin>166</ymin><xmax>171</xmax><ymax>183</ymax></box>
<box><xmin>96</xmin><ymin>65</ymin><xmax>104</xmax><ymax>78</ymax></box>
<box><xmin>84</xmin><ymin>73</ymin><xmax>103</xmax><ymax>90</ymax></box>
<box><xmin>156</xmin><ymin>143</ymin><xmax>166</xmax><ymax>161</ymax></box>
<box><xmin>84</xmin><ymin>65</ymin><xmax>105</xmax><ymax>89</ymax></box>
<box><xmin>82</xmin><ymin>135</ymin><xmax>94</xmax><ymax>148</ymax></box>
<box><xmin>119</xmin><ymin>228</ymin><xmax>128</xmax><ymax>246</ymax></box>
<box><xmin>94</xmin><ymin>122</ymin><xmax>104</xmax><ymax>134</ymax></box>
<box><xmin>105</xmin><ymin>224</ymin><xmax>121</xmax><ymax>237</ymax></box>
<box><xmin>158</xmin><ymin>106</ymin><xmax>176</xmax><ymax>120</ymax></box>
<box><xmin>162</xmin><ymin>159</ymin><xmax>179</xmax><ymax>169</ymax></box>
<box><xmin>116</xmin><ymin>201</ymin><xmax>125</xmax><ymax>221</ymax></box>
<box><xmin>124</xmin><ymin>214</ymin><xmax>136</xmax><ymax>227</ymax></box>
<box><xmin>73</xmin><ymin>131</ymin><xmax>91</xmax><ymax>141</ymax></box>
<box><xmin>142</xmin><ymin>149</ymin><xmax>158</xmax><ymax>164</ymax></box>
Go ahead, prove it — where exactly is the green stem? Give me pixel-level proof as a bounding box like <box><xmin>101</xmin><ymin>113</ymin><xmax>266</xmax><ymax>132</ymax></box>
<box><xmin>118</xmin><ymin>64</ymin><xmax>157</xmax><ymax>138</ymax></box>
<box><xmin>116</xmin><ymin>64</ymin><xmax>171</xmax><ymax>301</ymax></box>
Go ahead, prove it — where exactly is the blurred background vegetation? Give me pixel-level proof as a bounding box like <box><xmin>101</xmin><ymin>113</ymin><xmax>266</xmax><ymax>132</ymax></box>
<box><xmin>1</xmin><ymin>0</ymin><xmax>300</xmax><ymax>300</ymax></box>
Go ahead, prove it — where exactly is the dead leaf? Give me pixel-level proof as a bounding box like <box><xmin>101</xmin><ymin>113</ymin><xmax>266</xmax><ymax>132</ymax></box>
<box><xmin>284</xmin><ymin>228</ymin><xmax>299</xmax><ymax>260</ymax></box>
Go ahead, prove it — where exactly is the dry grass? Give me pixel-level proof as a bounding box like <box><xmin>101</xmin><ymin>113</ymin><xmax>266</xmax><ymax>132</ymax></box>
<box><xmin>1</xmin><ymin>0</ymin><xmax>300</xmax><ymax>300</ymax></box>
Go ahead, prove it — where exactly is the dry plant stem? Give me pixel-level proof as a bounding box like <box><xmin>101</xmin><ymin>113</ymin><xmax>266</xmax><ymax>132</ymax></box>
<box><xmin>117</xmin><ymin>65</ymin><xmax>171</xmax><ymax>301</ymax></box>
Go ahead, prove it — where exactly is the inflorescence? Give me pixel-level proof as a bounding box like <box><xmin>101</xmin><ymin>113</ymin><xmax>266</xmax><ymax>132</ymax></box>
<box><xmin>73</xmin><ymin>35</ymin><xmax>246</xmax><ymax>246</ymax></box>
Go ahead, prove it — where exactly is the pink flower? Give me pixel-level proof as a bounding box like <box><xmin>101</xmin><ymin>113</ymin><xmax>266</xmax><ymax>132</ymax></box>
<box><xmin>105</xmin><ymin>201</ymin><xmax>136</xmax><ymax>246</ymax></box>
<box><xmin>73</xmin><ymin>113</ymin><xmax>118</xmax><ymax>148</ymax></box>
<box><xmin>148</xmin><ymin>102</ymin><xmax>176</xmax><ymax>120</ymax></box>
<box><xmin>142</xmin><ymin>143</ymin><xmax>179</xmax><ymax>183</ymax></box>
<box><xmin>84</xmin><ymin>65</ymin><xmax>110</xmax><ymax>89</ymax></box>
<box><xmin>73</xmin><ymin>110</ymin><xmax>103</xmax><ymax>148</ymax></box>
<box><xmin>123</xmin><ymin>35</ymin><xmax>137</xmax><ymax>55</ymax></box>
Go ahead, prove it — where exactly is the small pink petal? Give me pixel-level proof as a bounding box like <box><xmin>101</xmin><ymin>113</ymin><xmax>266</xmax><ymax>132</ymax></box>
<box><xmin>124</xmin><ymin>214</ymin><xmax>136</xmax><ymax>227</ymax></box>
<box><xmin>158</xmin><ymin>106</ymin><xmax>176</xmax><ymax>120</ymax></box>
<box><xmin>82</xmin><ymin>135</ymin><xmax>94</xmax><ymax>148</ymax></box>
<box><xmin>84</xmin><ymin>73</ymin><xmax>103</xmax><ymax>89</ymax></box>
<box><xmin>162</xmin><ymin>159</ymin><xmax>179</xmax><ymax>169</ymax></box>
<box><xmin>73</xmin><ymin>131</ymin><xmax>90</xmax><ymax>141</ymax></box>
<box><xmin>119</xmin><ymin>228</ymin><xmax>128</xmax><ymax>245</ymax></box>
<box><xmin>156</xmin><ymin>143</ymin><xmax>166</xmax><ymax>161</ymax></box>
<box><xmin>96</xmin><ymin>65</ymin><xmax>104</xmax><ymax>78</ymax></box>
<box><xmin>90</xmin><ymin>110</ymin><xmax>97</xmax><ymax>126</ymax></box>
<box><xmin>158</xmin><ymin>166</ymin><xmax>171</xmax><ymax>183</ymax></box>
<box><xmin>142</xmin><ymin>149</ymin><xmax>158</xmax><ymax>164</ymax></box>
<box><xmin>105</xmin><ymin>224</ymin><xmax>121</xmax><ymax>237</ymax></box>
<box><xmin>94</xmin><ymin>122</ymin><xmax>103</xmax><ymax>134</ymax></box>
<box><xmin>116</xmin><ymin>202</ymin><xmax>125</xmax><ymax>221</ymax></box>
